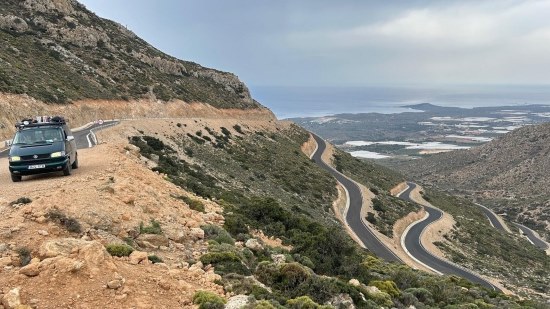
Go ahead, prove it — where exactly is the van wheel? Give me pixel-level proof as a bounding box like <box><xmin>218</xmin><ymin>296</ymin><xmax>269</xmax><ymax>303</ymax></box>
<box><xmin>63</xmin><ymin>161</ymin><xmax>72</xmax><ymax>176</ymax></box>
<box><xmin>71</xmin><ymin>153</ymin><xmax>79</xmax><ymax>169</ymax></box>
<box><xmin>11</xmin><ymin>174</ymin><xmax>21</xmax><ymax>182</ymax></box>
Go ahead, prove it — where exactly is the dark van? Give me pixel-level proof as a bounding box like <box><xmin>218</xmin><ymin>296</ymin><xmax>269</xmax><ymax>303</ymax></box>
<box><xmin>8</xmin><ymin>116</ymin><xmax>78</xmax><ymax>182</ymax></box>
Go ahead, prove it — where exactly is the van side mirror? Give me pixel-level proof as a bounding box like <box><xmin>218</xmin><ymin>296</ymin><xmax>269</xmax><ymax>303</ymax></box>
<box><xmin>66</xmin><ymin>136</ymin><xmax>75</xmax><ymax>142</ymax></box>
<box><xmin>6</xmin><ymin>140</ymin><xmax>12</xmax><ymax>147</ymax></box>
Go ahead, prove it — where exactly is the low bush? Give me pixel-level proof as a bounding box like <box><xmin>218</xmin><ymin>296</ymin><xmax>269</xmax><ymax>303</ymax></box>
<box><xmin>10</xmin><ymin>197</ymin><xmax>32</xmax><ymax>205</ymax></box>
<box><xmin>139</xmin><ymin>219</ymin><xmax>162</xmax><ymax>235</ymax></box>
<box><xmin>192</xmin><ymin>290</ymin><xmax>226</xmax><ymax>309</ymax></box>
<box><xmin>148</xmin><ymin>255</ymin><xmax>163</xmax><ymax>264</ymax></box>
<box><xmin>45</xmin><ymin>209</ymin><xmax>82</xmax><ymax>233</ymax></box>
<box><xmin>200</xmin><ymin>251</ymin><xmax>250</xmax><ymax>275</ymax></box>
<box><xmin>286</xmin><ymin>296</ymin><xmax>328</xmax><ymax>309</ymax></box>
<box><xmin>105</xmin><ymin>244</ymin><xmax>134</xmax><ymax>257</ymax></box>
<box><xmin>17</xmin><ymin>247</ymin><xmax>31</xmax><ymax>266</ymax></box>
<box><xmin>233</xmin><ymin>124</ymin><xmax>244</xmax><ymax>134</ymax></box>
<box><xmin>176</xmin><ymin>195</ymin><xmax>205</xmax><ymax>212</ymax></box>
<box><xmin>369</xmin><ymin>280</ymin><xmax>400</xmax><ymax>297</ymax></box>
<box><xmin>202</xmin><ymin>224</ymin><xmax>235</xmax><ymax>245</ymax></box>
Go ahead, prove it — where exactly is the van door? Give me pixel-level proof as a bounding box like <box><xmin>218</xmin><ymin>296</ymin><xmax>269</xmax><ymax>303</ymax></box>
<box><xmin>62</xmin><ymin>128</ymin><xmax>75</xmax><ymax>163</ymax></box>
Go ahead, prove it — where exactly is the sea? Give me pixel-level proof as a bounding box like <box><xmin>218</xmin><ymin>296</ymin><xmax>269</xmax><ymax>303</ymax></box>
<box><xmin>250</xmin><ymin>85</ymin><xmax>550</xmax><ymax>119</ymax></box>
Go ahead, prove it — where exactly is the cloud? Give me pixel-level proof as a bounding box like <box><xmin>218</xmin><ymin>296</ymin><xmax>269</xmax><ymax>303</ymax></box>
<box><xmin>285</xmin><ymin>0</ymin><xmax>550</xmax><ymax>84</ymax></box>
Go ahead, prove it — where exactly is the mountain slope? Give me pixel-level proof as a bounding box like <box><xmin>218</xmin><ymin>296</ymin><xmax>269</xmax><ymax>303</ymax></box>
<box><xmin>398</xmin><ymin>123</ymin><xmax>550</xmax><ymax>239</ymax></box>
<box><xmin>0</xmin><ymin>0</ymin><xmax>259</xmax><ymax>108</ymax></box>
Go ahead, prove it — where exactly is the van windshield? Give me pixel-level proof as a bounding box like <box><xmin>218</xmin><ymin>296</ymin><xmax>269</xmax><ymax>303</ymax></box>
<box><xmin>13</xmin><ymin>128</ymin><xmax>64</xmax><ymax>145</ymax></box>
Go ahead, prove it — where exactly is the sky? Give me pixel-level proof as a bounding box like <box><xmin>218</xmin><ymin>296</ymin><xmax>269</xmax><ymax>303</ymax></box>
<box><xmin>79</xmin><ymin>1</ymin><xmax>550</xmax><ymax>88</ymax></box>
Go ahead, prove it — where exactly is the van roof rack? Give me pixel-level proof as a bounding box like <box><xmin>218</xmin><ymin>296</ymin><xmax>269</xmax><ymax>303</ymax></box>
<box><xmin>15</xmin><ymin>116</ymin><xmax>67</xmax><ymax>129</ymax></box>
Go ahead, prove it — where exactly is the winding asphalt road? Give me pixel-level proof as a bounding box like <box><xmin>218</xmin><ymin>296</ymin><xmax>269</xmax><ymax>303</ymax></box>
<box><xmin>0</xmin><ymin>120</ymin><xmax>119</xmax><ymax>158</ymax></box>
<box><xmin>474</xmin><ymin>203</ymin><xmax>549</xmax><ymax>251</ymax></box>
<box><xmin>398</xmin><ymin>182</ymin><xmax>501</xmax><ymax>291</ymax></box>
<box><xmin>513</xmin><ymin>223</ymin><xmax>550</xmax><ymax>250</ymax></box>
<box><xmin>310</xmin><ymin>133</ymin><xmax>402</xmax><ymax>263</ymax></box>
<box><xmin>475</xmin><ymin>203</ymin><xmax>509</xmax><ymax>232</ymax></box>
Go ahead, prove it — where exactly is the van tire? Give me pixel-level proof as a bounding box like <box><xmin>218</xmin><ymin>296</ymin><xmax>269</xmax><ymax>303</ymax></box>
<box><xmin>63</xmin><ymin>161</ymin><xmax>72</xmax><ymax>176</ymax></box>
<box><xmin>11</xmin><ymin>174</ymin><xmax>21</xmax><ymax>182</ymax></box>
<box><xmin>71</xmin><ymin>153</ymin><xmax>79</xmax><ymax>169</ymax></box>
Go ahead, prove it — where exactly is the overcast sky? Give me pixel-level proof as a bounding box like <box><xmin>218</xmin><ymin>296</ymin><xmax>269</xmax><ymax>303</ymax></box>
<box><xmin>79</xmin><ymin>1</ymin><xmax>550</xmax><ymax>88</ymax></box>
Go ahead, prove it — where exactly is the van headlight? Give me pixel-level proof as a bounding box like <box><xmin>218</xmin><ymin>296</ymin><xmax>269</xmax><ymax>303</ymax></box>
<box><xmin>9</xmin><ymin>156</ymin><xmax>21</xmax><ymax>162</ymax></box>
<box><xmin>50</xmin><ymin>151</ymin><xmax>65</xmax><ymax>158</ymax></box>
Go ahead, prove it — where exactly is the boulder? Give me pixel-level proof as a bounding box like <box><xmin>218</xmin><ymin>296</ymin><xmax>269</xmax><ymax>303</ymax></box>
<box><xmin>107</xmin><ymin>279</ymin><xmax>123</xmax><ymax>289</ymax></box>
<box><xmin>0</xmin><ymin>15</ymin><xmax>29</xmax><ymax>33</ymax></box>
<box><xmin>188</xmin><ymin>228</ymin><xmax>204</xmax><ymax>241</ymax></box>
<box><xmin>78</xmin><ymin>241</ymin><xmax>116</xmax><ymax>272</ymax></box>
<box><xmin>38</xmin><ymin>238</ymin><xmax>88</xmax><ymax>258</ymax></box>
<box><xmin>19</xmin><ymin>263</ymin><xmax>40</xmax><ymax>277</ymax></box>
<box><xmin>245</xmin><ymin>239</ymin><xmax>263</xmax><ymax>251</ymax></box>
<box><xmin>271</xmin><ymin>254</ymin><xmax>286</xmax><ymax>265</ymax></box>
<box><xmin>129</xmin><ymin>251</ymin><xmax>148</xmax><ymax>265</ymax></box>
<box><xmin>1</xmin><ymin>287</ymin><xmax>21</xmax><ymax>309</ymax></box>
<box><xmin>326</xmin><ymin>294</ymin><xmax>355</xmax><ymax>309</ymax></box>
<box><xmin>136</xmin><ymin>234</ymin><xmax>169</xmax><ymax>248</ymax></box>
<box><xmin>0</xmin><ymin>257</ymin><xmax>12</xmax><ymax>267</ymax></box>
<box><xmin>39</xmin><ymin>256</ymin><xmax>83</xmax><ymax>273</ymax></box>
<box><xmin>348</xmin><ymin>279</ymin><xmax>360</xmax><ymax>287</ymax></box>
<box><xmin>365</xmin><ymin>286</ymin><xmax>381</xmax><ymax>294</ymax></box>
<box><xmin>225</xmin><ymin>295</ymin><xmax>250</xmax><ymax>309</ymax></box>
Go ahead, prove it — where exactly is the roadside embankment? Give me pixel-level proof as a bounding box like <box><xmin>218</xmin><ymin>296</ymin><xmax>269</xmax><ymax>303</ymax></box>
<box><xmin>0</xmin><ymin>93</ymin><xmax>276</xmax><ymax>140</ymax></box>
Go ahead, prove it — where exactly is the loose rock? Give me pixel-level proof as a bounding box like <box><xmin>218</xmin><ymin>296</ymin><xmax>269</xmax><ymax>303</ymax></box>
<box><xmin>245</xmin><ymin>239</ymin><xmax>263</xmax><ymax>251</ymax></box>
<box><xmin>19</xmin><ymin>263</ymin><xmax>40</xmax><ymax>277</ymax></box>
<box><xmin>1</xmin><ymin>287</ymin><xmax>21</xmax><ymax>309</ymax></box>
<box><xmin>129</xmin><ymin>251</ymin><xmax>148</xmax><ymax>265</ymax></box>
<box><xmin>107</xmin><ymin>279</ymin><xmax>123</xmax><ymax>289</ymax></box>
<box><xmin>225</xmin><ymin>295</ymin><xmax>249</xmax><ymax>309</ymax></box>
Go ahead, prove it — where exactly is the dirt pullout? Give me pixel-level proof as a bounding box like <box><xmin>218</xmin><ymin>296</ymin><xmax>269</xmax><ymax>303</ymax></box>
<box><xmin>300</xmin><ymin>133</ymin><xmax>318</xmax><ymax>158</ymax></box>
<box><xmin>0</xmin><ymin>128</ymin><xmax>228</xmax><ymax>308</ymax></box>
<box><xmin>0</xmin><ymin>93</ymin><xmax>276</xmax><ymax>140</ymax></box>
<box><xmin>390</xmin><ymin>182</ymin><xmax>408</xmax><ymax>196</ymax></box>
<box><xmin>321</xmin><ymin>142</ymin><xmax>336</xmax><ymax>168</ymax></box>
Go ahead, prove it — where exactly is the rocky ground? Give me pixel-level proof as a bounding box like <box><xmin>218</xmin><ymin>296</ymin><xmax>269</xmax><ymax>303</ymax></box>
<box><xmin>0</xmin><ymin>128</ymin><xmax>227</xmax><ymax>308</ymax></box>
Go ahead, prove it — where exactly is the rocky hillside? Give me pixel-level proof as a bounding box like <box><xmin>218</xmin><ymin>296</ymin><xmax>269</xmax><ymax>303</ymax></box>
<box><xmin>398</xmin><ymin>123</ymin><xmax>550</xmax><ymax>239</ymax></box>
<box><xmin>0</xmin><ymin>0</ymin><xmax>259</xmax><ymax>108</ymax></box>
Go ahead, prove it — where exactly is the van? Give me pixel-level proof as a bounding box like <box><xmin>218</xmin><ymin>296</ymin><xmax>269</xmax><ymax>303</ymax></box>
<box><xmin>8</xmin><ymin>116</ymin><xmax>78</xmax><ymax>182</ymax></box>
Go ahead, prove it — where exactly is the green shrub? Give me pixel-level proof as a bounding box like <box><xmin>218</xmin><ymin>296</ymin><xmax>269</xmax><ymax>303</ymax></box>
<box><xmin>369</xmin><ymin>280</ymin><xmax>400</xmax><ymax>297</ymax></box>
<box><xmin>10</xmin><ymin>197</ymin><xmax>32</xmax><ymax>205</ymax></box>
<box><xmin>45</xmin><ymin>209</ymin><xmax>82</xmax><ymax>233</ymax></box>
<box><xmin>233</xmin><ymin>124</ymin><xmax>244</xmax><ymax>134</ymax></box>
<box><xmin>139</xmin><ymin>219</ymin><xmax>162</xmax><ymax>234</ymax></box>
<box><xmin>279</xmin><ymin>263</ymin><xmax>311</xmax><ymax>291</ymax></box>
<box><xmin>200</xmin><ymin>251</ymin><xmax>250</xmax><ymax>275</ymax></box>
<box><xmin>200</xmin><ymin>251</ymin><xmax>241</xmax><ymax>265</ymax></box>
<box><xmin>366</xmin><ymin>291</ymin><xmax>393</xmax><ymax>307</ymax></box>
<box><xmin>176</xmin><ymin>195</ymin><xmax>205</xmax><ymax>212</ymax></box>
<box><xmin>202</xmin><ymin>224</ymin><xmax>235</xmax><ymax>245</ymax></box>
<box><xmin>221</xmin><ymin>127</ymin><xmax>231</xmax><ymax>136</ymax></box>
<box><xmin>148</xmin><ymin>255</ymin><xmax>163</xmax><ymax>264</ymax></box>
<box><xmin>105</xmin><ymin>244</ymin><xmax>134</xmax><ymax>257</ymax></box>
<box><xmin>286</xmin><ymin>296</ymin><xmax>329</xmax><ymax>309</ymax></box>
<box><xmin>16</xmin><ymin>247</ymin><xmax>31</xmax><ymax>266</ymax></box>
<box><xmin>252</xmin><ymin>300</ymin><xmax>277</xmax><ymax>309</ymax></box>
<box><xmin>404</xmin><ymin>288</ymin><xmax>433</xmax><ymax>305</ymax></box>
<box><xmin>192</xmin><ymin>290</ymin><xmax>226</xmax><ymax>309</ymax></box>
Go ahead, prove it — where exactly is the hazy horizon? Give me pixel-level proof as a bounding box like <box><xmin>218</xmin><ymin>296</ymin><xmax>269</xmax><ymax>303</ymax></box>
<box><xmin>252</xmin><ymin>84</ymin><xmax>550</xmax><ymax>119</ymax></box>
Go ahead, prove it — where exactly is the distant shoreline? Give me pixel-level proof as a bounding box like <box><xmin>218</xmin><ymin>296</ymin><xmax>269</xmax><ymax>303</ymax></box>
<box><xmin>251</xmin><ymin>85</ymin><xmax>550</xmax><ymax>119</ymax></box>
